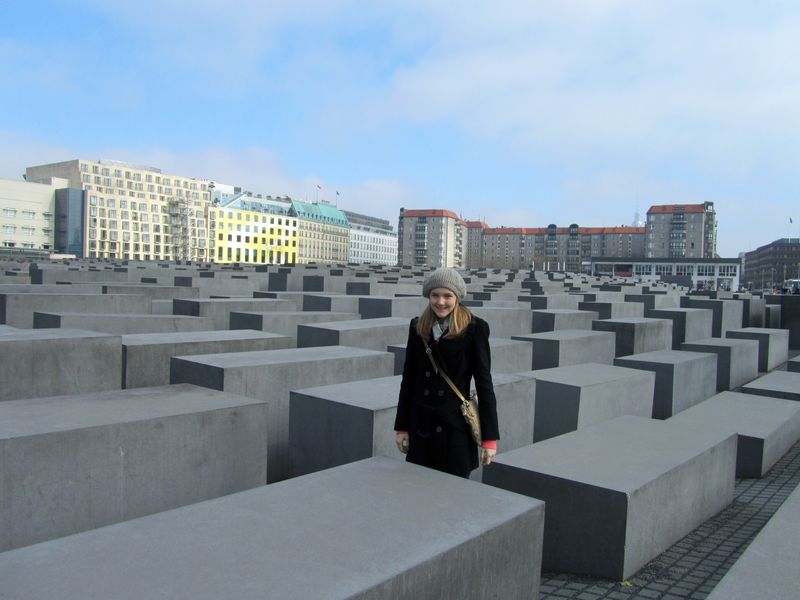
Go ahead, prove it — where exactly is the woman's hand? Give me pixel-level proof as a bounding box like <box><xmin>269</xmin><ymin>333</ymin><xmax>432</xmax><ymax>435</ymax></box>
<box><xmin>480</xmin><ymin>447</ymin><xmax>496</xmax><ymax>465</ymax></box>
<box><xmin>396</xmin><ymin>431</ymin><xmax>409</xmax><ymax>454</ymax></box>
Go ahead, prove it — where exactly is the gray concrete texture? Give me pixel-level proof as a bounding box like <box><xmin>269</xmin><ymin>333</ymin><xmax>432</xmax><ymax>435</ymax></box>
<box><xmin>646</xmin><ymin>307</ymin><xmax>714</xmax><ymax>349</ymax></box>
<box><xmin>0</xmin><ymin>328</ymin><xmax>122</xmax><ymax>401</ymax></box>
<box><xmin>0</xmin><ymin>384</ymin><xmax>267</xmax><ymax>552</ymax></box>
<box><xmin>614</xmin><ymin>350</ymin><xmax>718</xmax><ymax>419</ymax></box>
<box><xmin>170</xmin><ymin>345</ymin><xmax>395</xmax><ymax>481</ymax></box>
<box><xmin>667</xmin><ymin>391</ymin><xmax>800</xmax><ymax>477</ymax></box>
<box><xmin>1</xmin><ymin>292</ymin><xmax>151</xmax><ymax>327</ymax></box>
<box><xmin>681</xmin><ymin>337</ymin><xmax>760</xmax><ymax>391</ymax></box>
<box><xmin>297</xmin><ymin>316</ymin><xmax>409</xmax><ymax>351</ymax></box>
<box><xmin>0</xmin><ymin>458</ymin><xmax>545</xmax><ymax>600</ymax></box>
<box><xmin>531</xmin><ymin>308</ymin><xmax>599</xmax><ymax>332</ymax></box>
<box><xmin>591</xmin><ymin>317</ymin><xmax>672</xmax><ymax>357</ymax></box>
<box><xmin>172</xmin><ymin>297</ymin><xmax>298</xmax><ymax>329</ymax></box>
<box><xmin>483</xmin><ymin>415</ymin><xmax>737</xmax><ymax>581</ymax></box>
<box><xmin>122</xmin><ymin>330</ymin><xmax>292</xmax><ymax>388</ymax></box>
<box><xmin>512</xmin><ymin>330</ymin><xmax>616</xmax><ymax>369</ymax></box>
<box><xmin>528</xmin><ymin>363</ymin><xmax>655</xmax><ymax>442</ymax></box>
<box><xmin>726</xmin><ymin>327</ymin><xmax>790</xmax><ymax>372</ymax></box>
<box><xmin>680</xmin><ymin>297</ymin><xmax>745</xmax><ymax>337</ymax></box>
<box><xmin>578</xmin><ymin>300</ymin><xmax>645</xmax><ymax>320</ymax></box>
<box><xmin>229</xmin><ymin>310</ymin><xmax>359</xmax><ymax>345</ymax></box>
<box><xmin>741</xmin><ymin>370</ymin><xmax>800</xmax><ymax>401</ymax></box>
<box><xmin>32</xmin><ymin>311</ymin><xmax>217</xmax><ymax>334</ymax></box>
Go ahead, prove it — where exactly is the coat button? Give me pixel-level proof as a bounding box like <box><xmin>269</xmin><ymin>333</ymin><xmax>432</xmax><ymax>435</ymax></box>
<box><xmin>423</xmin><ymin>390</ymin><xmax>429</xmax><ymax>396</ymax></box>
<box><xmin>435</xmin><ymin>426</ymin><xmax>443</xmax><ymax>433</ymax></box>
<box><xmin>437</xmin><ymin>390</ymin><xmax>444</xmax><ymax>396</ymax></box>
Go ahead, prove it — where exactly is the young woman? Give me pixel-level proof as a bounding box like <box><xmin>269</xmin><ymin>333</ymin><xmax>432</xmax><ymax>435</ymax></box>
<box><xmin>394</xmin><ymin>268</ymin><xmax>499</xmax><ymax>477</ymax></box>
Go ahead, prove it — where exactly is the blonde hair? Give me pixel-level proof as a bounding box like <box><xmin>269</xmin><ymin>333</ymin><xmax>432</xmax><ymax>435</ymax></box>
<box><xmin>416</xmin><ymin>302</ymin><xmax>473</xmax><ymax>342</ymax></box>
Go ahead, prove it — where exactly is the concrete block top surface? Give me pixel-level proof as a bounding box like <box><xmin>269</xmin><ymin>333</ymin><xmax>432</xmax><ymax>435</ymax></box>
<box><xmin>531</xmin><ymin>362</ymin><xmax>655</xmax><ymax>387</ymax></box>
<box><xmin>293</xmin><ymin>375</ymin><xmax>403</xmax><ymax>410</ymax></box>
<box><xmin>174</xmin><ymin>345</ymin><xmax>391</xmax><ymax>368</ymax></box>
<box><xmin>121</xmin><ymin>330</ymin><xmax>287</xmax><ymax>346</ymax></box>
<box><xmin>494</xmin><ymin>415</ymin><xmax>732</xmax><ymax>493</ymax></box>
<box><xmin>302</xmin><ymin>316</ymin><xmax>407</xmax><ymax>331</ymax></box>
<box><xmin>0</xmin><ymin>328</ymin><xmax>117</xmax><ymax>342</ymax></box>
<box><xmin>0</xmin><ymin>457</ymin><xmax>543</xmax><ymax>600</ymax></box>
<box><xmin>596</xmin><ymin>317</ymin><xmax>671</xmax><ymax>325</ymax></box>
<box><xmin>616</xmin><ymin>349</ymin><xmax>716</xmax><ymax>365</ymax></box>
<box><xmin>681</xmin><ymin>337</ymin><xmax>759</xmax><ymax>349</ymax></box>
<box><xmin>743</xmin><ymin>371</ymin><xmax>800</xmax><ymax>393</ymax></box>
<box><xmin>649</xmin><ymin>308</ymin><xmax>712</xmax><ymax>314</ymax></box>
<box><xmin>727</xmin><ymin>327</ymin><xmax>789</xmax><ymax>335</ymax></box>
<box><xmin>512</xmin><ymin>330</ymin><xmax>614</xmax><ymax>342</ymax></box>
<box><xmin>531</xmin><ymin>309</ymin><xmax>589</xmax><ymax>315</ymax></box>
<box><xmin>0</xmin><ymin>384</ymin><xmax>265</xmax><ymax>438</ymax></box>
<box><xmin>668</xmin><ymin>391</ymin><xmax>800</xmax><ymax>438</ymax></box>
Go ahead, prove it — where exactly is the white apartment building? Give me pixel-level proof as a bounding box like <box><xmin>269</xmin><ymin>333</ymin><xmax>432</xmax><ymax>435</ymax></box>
<box><xmin>0</xmin><ymin>177</ymin><xmax>66</xmax><ymax>252</ymax></box>
<box><xmin>343</xmin><ymin>210</ymin><xmax>397</xmax><ymax>266</ymax></box>
<box><xmin>26</xmin><ymin>159</ymin><xmax>213</xmax><ymax>262</ymax></box>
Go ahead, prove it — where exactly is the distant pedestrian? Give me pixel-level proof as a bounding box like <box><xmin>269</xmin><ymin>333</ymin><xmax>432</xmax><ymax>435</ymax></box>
<box><xmin>394</xmin><ymin>268</ymin><xmax>499</xmax><ymax>477</ymax></box>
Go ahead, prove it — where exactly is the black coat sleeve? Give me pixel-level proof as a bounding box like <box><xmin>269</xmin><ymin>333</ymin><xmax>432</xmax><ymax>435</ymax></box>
<box><xmin>470</xmin><ymin>317</ymin><xmax>500</xmax><ymax>441</ymax></box>
<box><xmin>394</xmin><ymin>319</ymin><xmax>418</xmax><ymax>432</ymax></box>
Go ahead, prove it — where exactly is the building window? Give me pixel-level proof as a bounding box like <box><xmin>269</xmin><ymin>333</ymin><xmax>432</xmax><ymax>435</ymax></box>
<box><xmin>2</xmin><ymin>208</ymin><xmax>17</xmax><ymax>218</ymax></box>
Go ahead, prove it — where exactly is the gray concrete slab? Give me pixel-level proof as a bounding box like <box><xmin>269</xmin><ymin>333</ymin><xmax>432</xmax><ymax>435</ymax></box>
<box><xmin>470</xmin><ymin>306</ymin><xmax>534</xmax><ymax>337</ymax></box>
<box><xmin>0</xmin><ymin>457</ymin><xmax>545</xmax><ymax>600</ymax></box>
<box><xmin>741</xmin><ymin>370</ymin><xmax>800</xmax><ymax>401</ymax></box>
<box><xmin>33</xmin><ymin>312</ymin><xmax>216</xmax><ymax>334</ymax></box>
<box><xmin>531</xmin><ymin>308</ymin><xmax>598</xmax><ymax>333</ymax></box>
<box><xmin>302</xmin><ymin>293</ymin><xmax>361</xmax><ymax>313</ymax></box>
<box><xmin>646</xmin><ymin>307</ymin><xmax>713</xmax><ymax>349</ymax></box>
<box><xmin>0</xmin><ymin>329</ymin><xmax>121</xmax><ymax>402</ymax></box>
<box><xmin>290</xmin><ymin>372</ymin><xmax>536</xmax><ymax>478</ymax></box>
<box><xmin>591</xmin><ymin>317</ymin><xmax>672</xmax><ymax>357</ymax></box>
<box><xmin>681</xmin><ymin>337</ymin><xmax>760</xmax><ymax>391</ymax></box>
<box><xmin>170</xmin><ymin>345</ymin><xmax>395</xmax><ymax>481</ymax></box>
<box><xmin>529</xmin><ymin>363</ymin><xmax>655</xmax><ymax>442</ymax></box>
<box><xmin>122</xmin><ymin>330</ymin><xmax>292</xmax><ymax>388</ymax></box>
<box><xmin>173</xmin><ymin>297</ymin><xmax>298</xmax><ymax>329</ymax></box>
<box><xmin>614</xmin><ymin>350</ymin><xmax>718</xmax><ymax>419</ymax></box>
<box><xmin>101</xmin><ymin>283</ymin><xmax>200</xmax><ymax>301</ymax></box>
<box><xmin>577</xmin><ymin>301</ymin><xmax>645</xmax><ymax>320</ymax></box>
<box><xmin>229</xmin><ymin>310</ymin><xmax>358</xmax><ymax>345</ymax></box>
<box><xmin>680</xmin><ymin>297</ymin><xmax>744</xmax><ymax>337</ymax></box>
<box><xmin>0</xmin><ymin>384</ymin><xmax>267</xmax><ymax>552</ymax></box>
<box><xmin>725</xmin><ymin>327</ymin><xmax>790</xmax><ymax>372</ymax></box>
<box><xmin>483</xmin><ymin>415</ymin><xmax>737</xmax><ymax>581</ymax></box>
<box><xmin>358</xmin><ymin>295</ymin><xmax>428</xmax><ymax>319</ymax></box>
<box><xmin>667</xmin><ymin>391</ymin><xmax>800</xmax><ymax>477</ymax></box>
<box><xmin>706</xmin><ymin>481</ymin><xmax>800</xmax><ymax>600</ymax></box>
<box><xmin>780</xmin><ymin>294</ymin><xmax>800</xmax><ymax>349</ymax></box>
<box><xmin>297</xmin><ymin>316</ymin><xmax>409</xmax><ymax>351</ymax></box>
<box><xmin>789</xmin><ymin>355</ymin><xmax>800</xmax><ymax>372</ymax></box>
<box><xmin>1</xmin><ymin>292</ymin><xmax>151</xmax><ymax>328</ymax></box>
<box><xmin>512</xmin><ymin>330</ymin><xmax>616</xmax><ymax>369</ymax></box>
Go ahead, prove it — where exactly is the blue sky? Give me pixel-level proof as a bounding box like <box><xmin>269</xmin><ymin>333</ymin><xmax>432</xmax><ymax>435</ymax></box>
<box><xmin>2</xmin><ymin>1</ymin><xmax>800</xmax><ymax>257</ymax></box>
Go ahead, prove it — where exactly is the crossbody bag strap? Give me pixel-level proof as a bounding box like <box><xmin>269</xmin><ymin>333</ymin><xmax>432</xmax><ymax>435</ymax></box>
<box><xmin>421</xmin><ymin>338</ymin><xmax>469</xmax><ymax>406</ymax></box>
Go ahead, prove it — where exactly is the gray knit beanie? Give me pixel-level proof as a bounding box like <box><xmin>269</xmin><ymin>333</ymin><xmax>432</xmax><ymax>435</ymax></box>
<box><xmin>422</xmin><ymin>268</ymin><xmax>466</xmax><ymax>301</ymax></box>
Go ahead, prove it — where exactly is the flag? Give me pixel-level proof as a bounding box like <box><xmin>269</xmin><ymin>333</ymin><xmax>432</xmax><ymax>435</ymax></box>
<box><xmin>316</xmin><ymin>184</ymin><xmax>322</xmax><ymax>190</ymax></box>
<box><xmin>336</xmin><ymin>190</ymin><xmax>340</xmax><ymax>196</ymax></box>
<box><xmin>791</xmin><ymin>217</ymin><xmax>794</xmax><ymax>224</ymax></box>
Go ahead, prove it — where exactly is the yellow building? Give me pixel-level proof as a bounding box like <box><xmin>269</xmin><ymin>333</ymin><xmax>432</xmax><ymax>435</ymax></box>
<box><xmin>25</xmin><ymin>159</ymin><xmax>213</xmax><ymax>261</ymax></box>
<box><xmin>214</xmin><ymin>204</ymin><xmax>298</xmax><ymax>265</ymax></box>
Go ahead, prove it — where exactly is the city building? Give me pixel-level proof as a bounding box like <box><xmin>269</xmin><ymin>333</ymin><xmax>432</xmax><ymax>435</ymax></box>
<box><xmin>475</xmin><ymin>224</ymin><xmax>645</xmax><ymax>270</ymax></box>
<box><xmin>25</xmin><ymin>159</ymin><xmax>213</xmax><ymax>261</ymax></box>
<box><xmin>464</xmin><ymin>221</ymin><xmax>489</xmax><ymax>268</ymax></box>
<box><xmin>0</xmin><ymin>177</ymin><xmax>65</xmax><ymax>253</ymax></box>
<box><xmin>742</xmin><ymin>238</ymin><xmax>800</xmax><ymax>291</ymax></box>
<box><xmin>590</xmin><ymin>256</ymin><xmax>741</xmax><ymax>291</ymax></box>
<box><xmin>290</xmin><ymin>200</ymin><xmax>350</xmax><ymax>264</ymax></box>
<box><xmin>645</xmin><ymin>202</ymin><xmax>717</xmax><ymax>259</ymax></box>
<box><xmin>397</xmin><ymin>208</ymin><xmax>466</xmax><ymax>268</ymax></box>
<box><xmin>213</xmin><ymin>193</ymin><xmax>298</xmax><ymax>265</ymax></box>
<box><xmin>343</xmin><ymin>210</ymin><xmax>397</xmax><ymax>266</ymax></box>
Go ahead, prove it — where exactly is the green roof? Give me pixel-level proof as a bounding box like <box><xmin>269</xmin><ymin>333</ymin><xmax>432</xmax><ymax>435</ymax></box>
<box><xmin>290</xmin><ymin>200</ymin><xmax>350</xmax><ymax>227</ymax></box>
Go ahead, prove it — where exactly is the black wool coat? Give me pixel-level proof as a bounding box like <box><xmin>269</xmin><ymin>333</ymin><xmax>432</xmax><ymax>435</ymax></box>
<box><xmin>394</xmin><ymin>315</ymin><xmax>499</xmax><ymax>475</ymax></box>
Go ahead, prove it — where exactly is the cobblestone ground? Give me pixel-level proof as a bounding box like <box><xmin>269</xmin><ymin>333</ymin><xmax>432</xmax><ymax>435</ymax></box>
<box><xmin>538</xmin><ymin>438</ymin><xmax>800</xmax><ymax>600</ymax></box>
